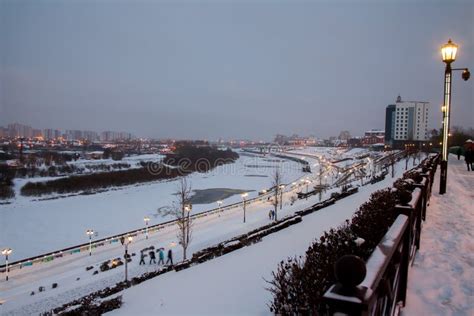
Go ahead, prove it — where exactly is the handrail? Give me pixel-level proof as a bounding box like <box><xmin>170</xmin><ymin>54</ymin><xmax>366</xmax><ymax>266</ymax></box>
<box><xmin>322</xmin><ymin>153</ymin><xmax>439</xmax><ymax>316</ymax></box>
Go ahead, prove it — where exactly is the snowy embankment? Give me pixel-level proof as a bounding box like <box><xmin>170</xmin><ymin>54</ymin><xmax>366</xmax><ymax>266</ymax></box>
<box><xmin>402</xmin><ymin>155</ymin><xmax>474</xmax><ymax>316</ymax></box>
<box><xmin>0</xmin><ymin>153</ymin><xmax>305</xmax><ymax>261</ymax></box>
<box><xmin>0</xmin><ymin>149</ymin><xmax>406</xmax><ymax>315</ymax></box>
<box><xmin>105</xmin><ymin>159</ymin><xmax>416</xmax><ymax>315</ymax></box>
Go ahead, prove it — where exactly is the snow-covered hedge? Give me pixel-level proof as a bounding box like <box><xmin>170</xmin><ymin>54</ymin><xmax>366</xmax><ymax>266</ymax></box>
<box><xmin>267</xmin><ymin>188</ymin><xmax>399</xmax><ymax>314</ymax></box>
<box><xmin>268</xmin><ymin>154</ymin><xmax>439</xmax><ymax>314</ymax></box>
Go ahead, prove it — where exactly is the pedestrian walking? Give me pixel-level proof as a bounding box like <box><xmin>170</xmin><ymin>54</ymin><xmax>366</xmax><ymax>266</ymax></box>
<box><xmin>457</xmin><ymin>147</ymin><xmax>462</xmax><ymax>160</ymax></box>
<box><xmin>166</xmin><ymin>249</ymin><xmax>173</xmax><ymax>265</ymax></box>
<box><xmin>158</xmin><ymin>248</ymin><xmax>165</xmax><ymax>265</ymax></box>
<box><xmin>268</xmin><ymin>210</ymin><xmax>272</xmax><ymax>220</ymax></box>
<box><xmin>139</xmin><ymin>252</ymin><xmax>146</xmax><ymax>265</ymax></box>
<box><xmin>149</xmin><ymin>250</ymin><xmax>156</xmax><ymax>264</ymax></box>
<box><xmin>465</xmin><ymin>147</ymin><xmax>473</xmax><ymax>171</ymax></box>
<box><xmin>271</xmin><ymin>209</ymin><xmax>275</xmax><ymax>220</ymax></box>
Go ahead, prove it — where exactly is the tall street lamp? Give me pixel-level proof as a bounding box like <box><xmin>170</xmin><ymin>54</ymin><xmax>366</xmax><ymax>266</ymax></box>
<box><xmin>241</xmin><ymin>193</ymin><xmax>248</xmax><ymax>223</ymax></box>
<box><xmin>86</xmin><ymin>229</ymin><xmax>94</xmax><ymax>256</ymax></box>
<box><xmin>2</xmin><ymin>248</ymin><xmax>12</xmax><ymax>281</ymax></box>
<box><xmin>143</xmin><ymin>216</ymin><xmax>150</xmax><ymax>239</ymax></box>
<box><xmin>124</xmin><ymin>235</ymin><xmax>133</xmax><ymax>282</ymax></box>
<box><xmin>279</xmin><ymin>185</ymin><xmax>285</xmax><ymax>210</ymax></box>
<box><xmin>439</xmin><ymin>39</ymin><xmax>470</xmax><ymax>194</ymax></box>
<box><xmin>217</xmin><ymin>200</ymin><xmax>223</xmax><ymax>212</ymax></box>
<box><xmin>305</xmin><ymin>179</ymin><xmax>311</xmax><ymax>200</ymax></box>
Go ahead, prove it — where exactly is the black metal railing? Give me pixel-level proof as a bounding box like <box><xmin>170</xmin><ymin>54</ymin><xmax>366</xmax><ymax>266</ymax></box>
<box><xmin>322</xmin><ymin>154</ymin><xmax>439</xmax><ymax>316</ymax></box>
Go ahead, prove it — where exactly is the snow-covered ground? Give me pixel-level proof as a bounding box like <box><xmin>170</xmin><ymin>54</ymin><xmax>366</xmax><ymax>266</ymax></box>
<box><xmin>402</xmin><ymin>155</ymin><xmax>474</xmax><ymax>316</ymax></box>
<box><xmin>66</xmin><ymin>153</ymin><xmax>165</xmax><ymax>169</ymax></box>
<box><xmin>1</xmin><ymin>152</ymin><xmax>306</xmax><ymax>261</ymax></box>
<box><xmin>107</xmin><ymin>157</ymin><xmax>416</xmax><ymax>316</ymax></box>
<box><xmin>0</xmin><ymin>148</ymin><xmax>408</xmax><ymax>315</ymax></box>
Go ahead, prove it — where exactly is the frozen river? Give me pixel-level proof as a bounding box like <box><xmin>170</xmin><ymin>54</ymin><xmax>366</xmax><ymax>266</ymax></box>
<box><xmin>0</xmin><ymin>151</ymin><xmax>306</xmax><ymax>261</ymax></box>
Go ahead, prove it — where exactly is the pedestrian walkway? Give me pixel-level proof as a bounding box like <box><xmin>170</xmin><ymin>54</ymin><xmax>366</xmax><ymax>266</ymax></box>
<box><xmin>403</xmin><ymin>155</ymin><xmax>474</xmax><ymax>316</ymax></box>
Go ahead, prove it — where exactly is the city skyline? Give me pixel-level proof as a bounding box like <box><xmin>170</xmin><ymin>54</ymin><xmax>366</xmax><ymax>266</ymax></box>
<box><xmin>0</xmin><ymin>122</ymin><xmax>134</xmax><ymax>141</ymax></box>
<box><xmin>1</xmin><ymin>1</ymin><xmax>472</xmax><ymax>140</ymax></box>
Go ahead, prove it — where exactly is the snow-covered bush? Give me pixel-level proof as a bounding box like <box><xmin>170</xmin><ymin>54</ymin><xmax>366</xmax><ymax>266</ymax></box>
<box><xmin>268</xmin><ymin>188</ymin><xmax>399</xmax><ymax>314</ymax></box>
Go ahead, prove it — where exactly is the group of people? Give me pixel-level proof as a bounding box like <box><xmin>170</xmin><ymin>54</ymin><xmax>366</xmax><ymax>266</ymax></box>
<box><xmin>268</xmin><ymin>209</ymin><xmax>276</xmax><ymax>220</ymax></box>
<box><xmin>139</xmin><ymin>247</ymin><xmax>173</xmax><ymax>266</ymax></box>
<box><xmin>457</xmin><ymin>146</ymin><xmax>473</xmax><ymax>171</ymax></box>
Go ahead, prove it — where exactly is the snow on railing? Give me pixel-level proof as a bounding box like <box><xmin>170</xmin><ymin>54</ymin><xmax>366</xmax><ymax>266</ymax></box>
<box><xmin>322</xmin><ymin>153</ymin><xmax>439</xmax><ymax>316</ymax></box>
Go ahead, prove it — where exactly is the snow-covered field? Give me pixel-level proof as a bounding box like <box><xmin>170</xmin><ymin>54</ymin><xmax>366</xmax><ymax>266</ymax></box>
<box><xmin>0</xmin><ymin>148</ymin><xmax>386</xmax><ymax>314</ymax></box>
<box><xmin>108</xmin><ymin>156</ymin><xmax>417</xmax><ymax>316</ymax></box>
<box><xmin>1</xmin><ymin>151</ymin><xmax>306</xmax><ymax>261</ymax></box>
<box><xmin>0</xmin><ymin>148</ymin><xmax>418</xmax><ymax>315</ymax></box>
<box><xmin>402</xmin><ymin>155</ymin><xmax>474</xmax><ymax>316</ymax></box>
<box><xmin>66</xmin><ymin>153</ymin><xmax>165</xmax><ymax>169</ymax></box>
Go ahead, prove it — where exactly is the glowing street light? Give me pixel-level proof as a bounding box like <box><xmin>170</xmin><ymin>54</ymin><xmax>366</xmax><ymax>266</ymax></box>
<box><xmin>86</xmin><ymin>229</ymin><xmax>94</xmax><ymax>256</ymax></box>
<box><xmin>241</xmin><ymin>193</ymin><xmax>248</xmax><ymax>223</ymax></box>
<box><xmin>124</xmin><ymin>235</ymin><xmax>133</xmax><ymax>282</ymax></box>
<box><xmin>2</xmin><ymin>248</ymin><xmax>12</xmax><ymax>281</ymax></box>
<box><xmin>143</xmin><ymin>216</ymin><xmax>150</xmax><ymax>240</ymax></box>
<box><xmin>217</xmin><ymin>200</ymin><xmax>223</xmax><ymax>212</ymax></box>
<box><xmin>184</xmin><ymin>204</ymin><xmax>192</xmax><ymax>214</ymax></box>
<box><xmin>439</xmin><ymin>39</ymin><xmax>470</xmax><ymax>194</ymax></box>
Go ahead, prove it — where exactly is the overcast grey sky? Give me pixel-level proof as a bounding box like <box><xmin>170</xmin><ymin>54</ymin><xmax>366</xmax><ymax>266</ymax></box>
<box><xmin>1</xmin><ymin>0</ymin><xmax>472</xmax><ymax>140</ymax></box>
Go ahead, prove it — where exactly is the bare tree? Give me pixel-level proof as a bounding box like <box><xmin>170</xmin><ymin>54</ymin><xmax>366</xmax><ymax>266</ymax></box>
<box><xmin>158</xmin><ymin>178</ymin><xmax>193</xmax><ymax>261</ymax></box>
<box><xmin>271</xmin><ymin>168</ymin><xmax>282</xmax><ymax>221</ymax></box>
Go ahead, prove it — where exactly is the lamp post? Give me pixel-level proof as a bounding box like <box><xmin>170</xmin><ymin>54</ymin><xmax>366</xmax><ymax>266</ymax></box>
<box><xmin>279</xmin><ymin>185</ymin><xmax>285</xmax><ymax>210</ymax></box>
<box><xmin>217</xmin><ymin>200</ymin><xmax>223</xmax><ymax>212</ymax></box>
<box><xmin>143</xmin><ymin>216</ymin><xmax>150</xmax><ymax>239</ymax></box>
<box><xmin>305</xmin><ymin>179</ymin><xmax>311</xmax><ymax>200</ymax></box>
<box><xmin>241</xmin><ymin>193</ymin><xmax>248</xmax><ymax>223</ymax></box>
<box><xmin>439</xmin><ymin>39</ymin><xmax>470</xmax><ymax>194</ymax></box>
<box><xmin>86</xmin><ymin>229</ymin><xmax>94</xmax><ymax>256</ymax></box>
<box><xmin>2</xmin><ymin>248</ymin><xmax>12</xmax><ymax>281</ymax></box>
<box><xmin>124</xmin><ymin>235</ymin><xmax>133</xmax><ymax>282</ymax></box>
<box><xmin>184</xmin><ymin>204</ymin><xmax>192</xmax><ymax>219</ymax></box>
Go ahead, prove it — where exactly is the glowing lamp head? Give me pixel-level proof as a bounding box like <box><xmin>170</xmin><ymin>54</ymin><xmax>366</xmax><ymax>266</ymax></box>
<box><xmin>2</xmin><ymin>248</ymin><xmax>12</xmax><ymax>256</ymax></box>
<box><xmin>127</xmin><ymin>236</ymin><xmax>133</xmax><ymax>243</ymax></box>
<box><xmin>241</xmin><ymin>193</ymin><xmax>248</xmax><ymax>198</ymax></box>
<box><xmin>86</xmin><ymin>229</ymin><xmax>94</xmax><ymax>236</ymax></box>
<box><xmin>144</xmin><ymin>216</ymin><xmax>150</xmax><ymax>223</ymax></box>
<box><xmin>441</xmin><ymin>39</ymin><xmax>458</xmax><ymax>64</ymax></box>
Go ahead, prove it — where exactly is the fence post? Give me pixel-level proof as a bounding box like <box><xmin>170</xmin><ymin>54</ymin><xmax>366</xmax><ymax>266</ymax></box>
<box><xmin>395</xmin><ymin>188</ymin><xmax>422</xmax><ymax>256</ymax></box>
<box><xmin>398</xmin><ymin>218</ymin><xmax>411</xmax><ymax>307</ymax></box>
<box><xmin>322</xmin><ymin>255</ymin><xmax>368</xmax><ymax>316</ymax></box>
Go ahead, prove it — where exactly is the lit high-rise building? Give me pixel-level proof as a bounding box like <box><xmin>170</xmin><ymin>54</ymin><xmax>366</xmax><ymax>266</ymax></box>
<box><xmin>385</xmin><ymin>95</ymin><xmax>429</xmax><ymax>147</ymax></box>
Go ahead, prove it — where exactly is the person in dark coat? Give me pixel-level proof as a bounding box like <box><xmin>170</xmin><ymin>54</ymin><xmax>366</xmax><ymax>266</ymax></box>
<box><xmin>166</xmin><ymin>249</ymin><xmax>173</xmax><ymax>265</ymax></box>
<box><xmin>149</xmin><ymin>250</ymin><xmax>156</xmax><ymax>264</ymax></box>
<box><xmin>465</xmin><ymin>147</ymin><xmax>473</xmax><ymax>171</ymax></box>
<box><xmin>457</xmin><ymin>147</ymin><xmax>462</xmax><ymax>160</ymax></box>
<box><xmin>139</xmin><ymin>251</ymin><xmax>146</xmax><ymax>265</ymax></box>
<box><xmin>268</xmin><ymin>210</ymin><xmax>272</xmax><ymax>220</ymax></box>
